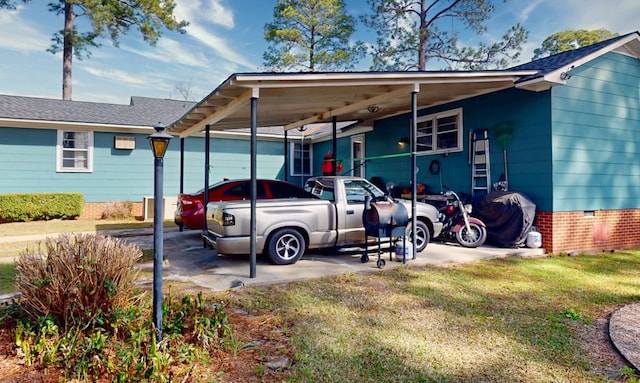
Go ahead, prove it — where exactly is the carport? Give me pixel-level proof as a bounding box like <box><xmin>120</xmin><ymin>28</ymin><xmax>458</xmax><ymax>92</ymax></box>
<box><xmin>166</xmin><ymin>70</ymin><xmax>537</xmax><ymax>277</ymax></box>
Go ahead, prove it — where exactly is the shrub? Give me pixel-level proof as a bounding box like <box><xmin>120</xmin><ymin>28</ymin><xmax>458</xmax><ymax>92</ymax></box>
<box><xmin>0</xmin><ymin>193</ymin><xmax>84</xmax><ymax>222</ymax></box>
<box><xmin>15</xmin><ymin>233</ymin><xmax>142</xmax><ymax>331</ymax></box>
<box><xmin>101</xmin><ymin>200</ymin><xmax>133</xmax><ymax>219</ymax></box>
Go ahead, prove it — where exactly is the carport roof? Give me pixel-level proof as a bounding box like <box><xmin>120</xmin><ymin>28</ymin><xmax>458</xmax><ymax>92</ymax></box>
<box><xmin>167</xmin><ymin>70</ymin><xmax>538</xmax><ymax>138</ymax></box>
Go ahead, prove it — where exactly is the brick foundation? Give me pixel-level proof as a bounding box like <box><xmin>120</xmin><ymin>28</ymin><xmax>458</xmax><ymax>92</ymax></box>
<box><xmin>535</xmin><ymin>209</ymin><xmax>640</xmax><ymax>254</ymax></box>
<box><xmin>79</xmin><ymin>202</ymin><xmax>144</xmax><ymax>220</ymax></box>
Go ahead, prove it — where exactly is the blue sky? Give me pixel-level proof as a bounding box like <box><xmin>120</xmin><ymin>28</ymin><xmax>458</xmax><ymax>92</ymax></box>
<box><xmin>0</xmin><ymin>0</ymin><xmax>638</xmax><ymax>104</ymax></box>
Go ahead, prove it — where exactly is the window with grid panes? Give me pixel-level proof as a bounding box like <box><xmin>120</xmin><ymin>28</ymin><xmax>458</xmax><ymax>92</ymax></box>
<box><xmin>416</xmin><ymin>108</ymin><xmax>463</xmax><ymax>155</ymax></box>
<box><xmin>57</xmin><ymin>130</ymin><xmax>93</xmax><ymax>172</ymax></box>
<box><xmin>290</xmin><ymin>142</ymin><xmax>311</xmax><ymax>176</ymax></box>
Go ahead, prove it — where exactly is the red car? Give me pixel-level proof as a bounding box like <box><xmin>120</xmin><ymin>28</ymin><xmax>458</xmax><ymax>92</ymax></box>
<box><xmin>174</xmin><ymin>179</ymin><xmax>316</xmax><ymax>230</ymax></box>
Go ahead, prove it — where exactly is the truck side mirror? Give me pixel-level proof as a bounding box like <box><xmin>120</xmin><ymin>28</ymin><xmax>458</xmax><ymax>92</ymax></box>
<box><xmin>385</xmin><ymin>182</ymin><xmax>395</xmax><ymax>196</ymax></box>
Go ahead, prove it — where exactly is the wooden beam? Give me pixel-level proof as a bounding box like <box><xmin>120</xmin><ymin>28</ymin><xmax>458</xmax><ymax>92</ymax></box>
<box><xmin>177</xmin><ymin>89</ymin><xmax>255</xmax><ymax>138</ymax></box>
<box><xmin>282</xmin><ymin>85</ymin><xmax>415</xmax><ymax>131</ymax></box>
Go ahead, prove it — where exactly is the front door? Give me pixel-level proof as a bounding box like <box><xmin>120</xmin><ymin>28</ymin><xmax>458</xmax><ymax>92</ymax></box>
<box><xmin>350</xmin><ymin>134</ymin><xmax>365</xmax><ymax>178</ymax></box>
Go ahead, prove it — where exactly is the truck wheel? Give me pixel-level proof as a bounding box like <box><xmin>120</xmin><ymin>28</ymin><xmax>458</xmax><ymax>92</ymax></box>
<box><xmin>407</xmin><ymin>221</ymin><xmax>430</xmax><ymax>253</ymax></box>
<box><xmin>266</xmin><ymin>228</ymin><xmax>306</xmax><ymax>265</ymax></box>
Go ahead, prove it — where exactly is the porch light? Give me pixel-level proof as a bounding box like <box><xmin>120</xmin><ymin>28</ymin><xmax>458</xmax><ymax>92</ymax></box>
<box><xmin>148</xmin><ymin>125</ymin><xmax>172</xmax><ymax>158</ymax></box>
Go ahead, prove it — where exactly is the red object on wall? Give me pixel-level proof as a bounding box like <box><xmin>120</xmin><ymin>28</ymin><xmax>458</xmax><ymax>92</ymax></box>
<box><xmin>322</xmin><ymin>153</ymin><xmax>334</xmax><ymax>175</ymax></box>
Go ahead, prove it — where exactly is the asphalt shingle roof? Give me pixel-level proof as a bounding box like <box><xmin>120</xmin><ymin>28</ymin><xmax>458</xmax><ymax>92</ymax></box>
<box><xmin>0</xmin><ymin>95</ymin><xmax>195</xmax><ymax>127</ymax></box>
<box><xmin>508</xmin><ymin>33</ymin><xmax>635</xmax><ymax>83</ymax></box>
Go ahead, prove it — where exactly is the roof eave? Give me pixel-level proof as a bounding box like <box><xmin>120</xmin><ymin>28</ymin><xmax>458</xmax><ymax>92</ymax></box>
<box><xmin>168</xmin><ymin>71</ymin><xmax>538</xmax><ymax>138</ymax></box>
<box><xmin>518</xmin><ymin>32</ymin><xmax>640</xmax><ymax>92</ymax></box>
<box><xmin>0</xmin><ymin>118</ymin><xmax>156</xmax><ymax>133</ymax></box>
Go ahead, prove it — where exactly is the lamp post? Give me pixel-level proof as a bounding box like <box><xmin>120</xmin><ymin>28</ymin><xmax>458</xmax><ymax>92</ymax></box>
<box><xmin>148</xmin><ymin>125</ymin><xmax>172</xmax><ymax>342</ymax></box>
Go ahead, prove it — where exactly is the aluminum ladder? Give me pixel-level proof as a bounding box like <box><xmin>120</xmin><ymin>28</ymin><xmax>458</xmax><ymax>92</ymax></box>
<box><xmin>471</xmin><ymin>130</ymin><xmax>491</xmax><ymax>194</ymax></box>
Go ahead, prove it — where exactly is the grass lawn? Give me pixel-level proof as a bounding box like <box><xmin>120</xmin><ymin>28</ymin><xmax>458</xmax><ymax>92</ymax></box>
<box><xmin>0</xmin><ymin>219</ymin><xmax>157</xmax><ymax>237</ymax></box>
<box><xmin>221</xmin><ymin>250</ymin><xmax>640</xmax><ymax>382</ymax></box>
<box><xmin>0</xmin><ymin>263</ymin><xmax>16</xmax><ymax>294</ymax></box>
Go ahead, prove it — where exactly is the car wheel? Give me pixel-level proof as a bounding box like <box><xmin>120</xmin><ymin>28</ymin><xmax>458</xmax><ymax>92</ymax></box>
<box><xmin>406</xmin><ymin>220</ymin><xmax>430</xmax><ymax>253</ymax></box>
<box><xmin>266</xmin><ymin>228</ymin><xmax>306</xmax><ymax>265</ymax></box>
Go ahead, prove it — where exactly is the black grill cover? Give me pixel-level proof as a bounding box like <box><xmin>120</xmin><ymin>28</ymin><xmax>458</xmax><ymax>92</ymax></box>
<box><xmin>363</xmin><ymin>201</ymin><xmax>409</xmax><ymax>238</ymax></box>
<box><xmin>475</xmin><ymin>191</ymin><xmax>536</xmax><ymax>248</ymax></box>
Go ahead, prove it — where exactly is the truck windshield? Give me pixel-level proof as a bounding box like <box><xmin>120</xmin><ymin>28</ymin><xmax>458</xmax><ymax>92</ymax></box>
<box><xmin>305</xmin><ymin>178</ymin><xmax>385</xmax><ymax>204</ymax></box>
<box><xmin>343</xmin><ymin>180</ymin><xmax>384</xmax><ymax>204</ymax></box>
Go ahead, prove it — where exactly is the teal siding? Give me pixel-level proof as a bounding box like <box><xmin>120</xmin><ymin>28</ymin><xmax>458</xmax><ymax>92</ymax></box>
<box><xmin>551</xmin><ymin>52</ymin><xmax>640</xmax><ymax>211</ymax></box>
<box><xmin>312</xmin><ymin>138</ymin><xmax>351</xmax><ymax>177</ymax></box>
<box><xmin>0</xmin><ymin>127</ymin><xmax>286</xmax><ymax>202</ymax></box>
<box><xmin>364</xmin><ymin>88</ymin><xmax>554</xmax><ymax>209</ymax></box>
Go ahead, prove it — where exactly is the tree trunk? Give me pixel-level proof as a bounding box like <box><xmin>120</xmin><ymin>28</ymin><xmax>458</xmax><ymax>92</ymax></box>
<box><xmin>62</xmin><ymin>1</ymin><xmax>74</xmax><ymax>100</ymax></box>
<box><xmin>418</xmin><ymin>0</ymin><xmax>427</xmax><ymax>71</ymax></box>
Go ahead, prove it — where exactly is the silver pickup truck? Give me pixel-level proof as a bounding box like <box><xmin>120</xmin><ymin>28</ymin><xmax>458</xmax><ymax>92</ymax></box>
<box><xmin>203</xmin><ymin>176</ymin><xmax>442</xmax><ymax>265</ymax></box>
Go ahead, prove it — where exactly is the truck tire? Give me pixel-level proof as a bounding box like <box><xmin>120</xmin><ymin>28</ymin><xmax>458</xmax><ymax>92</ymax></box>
<box><xmin>407</xmin><ymin>220</ymin><xmax>430</xmax><ymax>253</ymax></box>
<box><xmin>266</xmin><ymin>228</ymin><xmax>306</xmax><ymax>265</ymax></box>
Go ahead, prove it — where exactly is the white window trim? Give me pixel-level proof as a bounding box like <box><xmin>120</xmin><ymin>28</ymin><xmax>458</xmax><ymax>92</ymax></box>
<box><xmin>56</xmin><ymin>130</ymin><xmax>94</xmax><ymax>172</ymax></box>
<box><xmin>416</xmin><ymin>107</ymin><xmax>463</xmax><ymax>156</ymax></box>
<box><xmin>289</xmin><ymin>141</ymin><xmax>312</xmax><ymax>176</ymax></box>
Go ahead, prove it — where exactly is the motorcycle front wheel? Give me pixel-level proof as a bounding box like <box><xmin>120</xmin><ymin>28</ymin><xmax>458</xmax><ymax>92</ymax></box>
<box><xmin>456</xmin><ymin>222</ymin><xmax>487</xmax><ymax>248</ymax></box>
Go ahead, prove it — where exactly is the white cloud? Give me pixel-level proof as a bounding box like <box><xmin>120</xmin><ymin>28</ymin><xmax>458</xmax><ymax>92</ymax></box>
<box><xmin>0</xmin><ymin>6</ymin><xmax>49</xmax><ymax>52</ymax></box>
<box><xmin>516</xmin><ymin>0</ymin><xmax>545</xmax><ymax>24</ymax></box>
<box><xmin>81</xmin><ymin>66</ymin><xmax>152</xmax><ymax>87</ymax></box>
<box><xmin>175</xmin><ymin>0</ymin><xmax>234</xmax><ymax>29</ymax></box>
<box><xmin>172</xmin><ymin>0</ymin><xmax>256</xmax><ymax>70</ymax></box>
<box><xmin>183</xmin><ymin>22</ymin><xmax>257</xmax><ymax>69</ymax></box>
<box><xmin>121</xmin><ymin>38</ymin><xmax>211</xmax><ymax>68</ymax></box>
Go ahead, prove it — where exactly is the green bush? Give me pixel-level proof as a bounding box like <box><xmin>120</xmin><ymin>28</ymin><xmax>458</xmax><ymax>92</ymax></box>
<box><xmin>0</xmin><ymin>193</ymin><xmax>84</xmax><ymax>222</ymax></box>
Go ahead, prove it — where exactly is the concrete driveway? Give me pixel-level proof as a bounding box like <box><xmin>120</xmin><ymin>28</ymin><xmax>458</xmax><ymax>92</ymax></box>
<box><xmin>131</xmin><ymin>229</ymin><xmax>545</xmax><ymax>292</ymax></box>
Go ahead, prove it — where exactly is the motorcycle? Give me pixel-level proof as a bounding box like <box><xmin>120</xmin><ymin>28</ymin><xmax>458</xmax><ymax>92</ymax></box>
<box><xmin>433</xmin><ymin>190</ymin><xmax>487</xmax><ymax>248</ymax></box>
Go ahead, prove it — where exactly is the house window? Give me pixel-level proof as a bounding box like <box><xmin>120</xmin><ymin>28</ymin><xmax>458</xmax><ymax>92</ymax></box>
<box><xmin>416</xmin><ymin>108</ymin><xmax>463</xmax><ymax>155</ymax></box>
<box><xmin>290</xmin><ymin>142</ymin><xmax>311</xmax><ymax>176</ymax></box>
<box><xmin>57</xmin><ymin>130</ymin><xmax>93</xmax><ymax>172</ymax></box>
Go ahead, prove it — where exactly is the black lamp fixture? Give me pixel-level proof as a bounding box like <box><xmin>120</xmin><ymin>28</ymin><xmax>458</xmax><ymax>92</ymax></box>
<box><xmin>149</xmin><ymin>125</ymin><xmax>172</xmax><ymax>158</ymax></box>
<box><xmin>147</xmin><ymin>124</ymin><xmax>172</xmax><ymax>342</ymax></box>
<box><xmin>398</xmin><ymin>136</ymin><xmax>409</xmax><ymax>145</ymax></box>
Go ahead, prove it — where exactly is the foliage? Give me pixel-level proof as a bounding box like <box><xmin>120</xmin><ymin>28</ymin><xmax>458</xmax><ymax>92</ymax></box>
<box><xmin>263</xmin><ymin>0</ymin><xmax>361</xmax><ymax>71</ymax></box>
<box><xmin>361</xmin><ymin>0</ymin><xmax>528</xmax><ymax>70</ymax></box>
<box><xmin>0</xmin><ymin>0</ymin><xmax>24</xmax><ymax>9</ymax></box>
<box><xmin>4</xmin><ymin>1</ymin><xmax>188</xmax><ymax>100</ymax></box>
<box><xmin>14</xmin><ymin>233</ymin><xmax>142</xmax><ymax>331</ymax></box>
<box><xmin>101</xmin><ymin>200</ymin><xmax>134</xmax><ymax>220</ymax></box>
<box><xmin>4</xmin><ymin>290</ymin><xmax>234</xmax><ymax>381</ymax></box>
<box><xmin>532</xmin><ymin>29</ymin><xmax>619</xmax><ymax>60</ymax></box>
<box><xmin>4</xmin><ymin>232</ymin><xmax>236</xmax><ymax>380</ymax></box>
<box><xmin>46</xmin><ymin>0</ymin><xmax>188</xmax><ymax>58</ymax></box>
<box><xmin>0</xmin><ymin>192</ymin><xmax>84</xmax><ymax>222</ymax></box>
